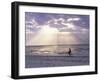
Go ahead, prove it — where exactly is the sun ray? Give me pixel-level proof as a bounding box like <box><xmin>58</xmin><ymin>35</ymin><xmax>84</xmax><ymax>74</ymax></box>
<box><xmin>26</xmin><ymin>25</ymin><xmax>58</xmax><ymax>46</ymax></box>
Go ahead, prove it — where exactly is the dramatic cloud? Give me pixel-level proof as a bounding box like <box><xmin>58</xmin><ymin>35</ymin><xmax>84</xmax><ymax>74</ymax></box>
<box><xmin>25</xmin><ymin>12</ymin><xmax>89</xmax><ymax>45</ymax></box>
<box><xmin>67</xmin><ymin>18</ymin><xmax>81</xmax><ymax>22</ymax></box>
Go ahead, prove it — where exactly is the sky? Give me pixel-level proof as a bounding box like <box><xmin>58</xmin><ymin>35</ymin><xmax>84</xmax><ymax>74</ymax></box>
<box><xmin>25</xmin><ymin>12</ymin><xmax>89</xmax><ymax>45</ymax></box>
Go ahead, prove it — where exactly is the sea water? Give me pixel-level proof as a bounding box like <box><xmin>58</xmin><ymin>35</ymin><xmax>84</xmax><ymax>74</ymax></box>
<box><xmin>25</xmin><ymin>44</ymin><xmax>89</xmax><ymax>68</ymax></box>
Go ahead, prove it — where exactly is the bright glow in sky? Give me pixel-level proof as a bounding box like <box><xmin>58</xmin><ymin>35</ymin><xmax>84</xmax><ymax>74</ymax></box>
<box><xmin>27</xmin><ymin>25</ymin><xmax>58</xmax><ymax>45</ymax></box>
<box><xmin>25</xmin><ymin>12</ymin><xmax>89</xmax><ymax>46</ymax></box>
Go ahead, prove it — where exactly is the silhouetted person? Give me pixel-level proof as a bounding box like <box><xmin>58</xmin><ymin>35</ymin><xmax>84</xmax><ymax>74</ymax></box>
<box><xmin>68</xmin><ymin>48</ymin><xmax>71</xmax><ymax>55</ymax></box>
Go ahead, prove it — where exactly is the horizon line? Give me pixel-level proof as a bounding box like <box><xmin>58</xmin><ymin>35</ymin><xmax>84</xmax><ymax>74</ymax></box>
<box><xmin>25</xmin><ymin>44</ymin><xmax>89</xmax><ymax>46</ymax></box>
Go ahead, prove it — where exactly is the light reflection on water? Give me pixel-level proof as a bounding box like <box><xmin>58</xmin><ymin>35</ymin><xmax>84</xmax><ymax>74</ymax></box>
<box><xmin>25</xmin><ymin>44</ymin><xmax>89</xmax><ymax>56</ymax></box>
<box><xmin>25</xmin><ymin>44</ymin><xmax>89</xmax><ymax>68</ymax></box>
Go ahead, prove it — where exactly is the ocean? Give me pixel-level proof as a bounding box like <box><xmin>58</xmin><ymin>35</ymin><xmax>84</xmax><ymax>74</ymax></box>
<box><xmin>25</xmin><ymin>44</ymin><xmax>89</xmax><ymax>68</ymax></box>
